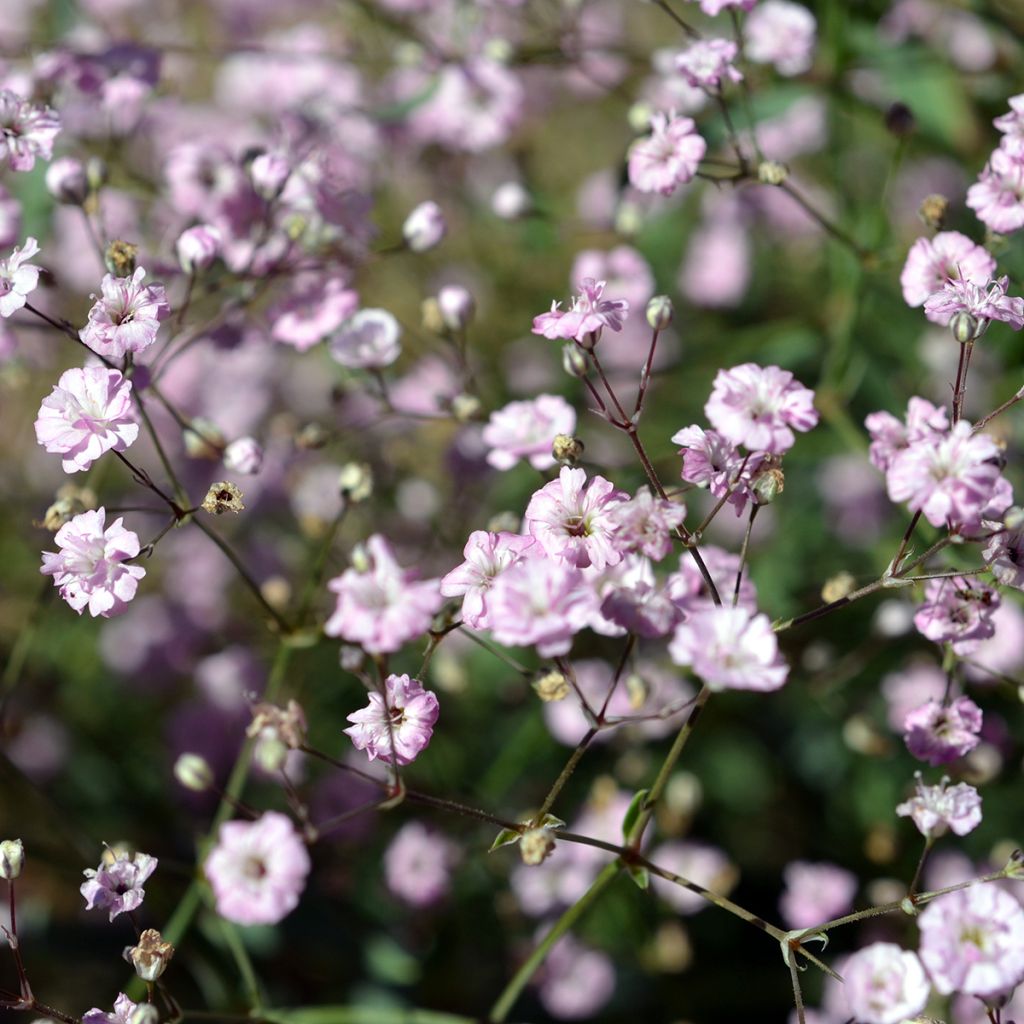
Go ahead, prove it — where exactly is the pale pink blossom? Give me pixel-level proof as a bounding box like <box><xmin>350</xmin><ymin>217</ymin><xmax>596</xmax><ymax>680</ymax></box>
<box><xmin>597</xmin><ymin>557</ymin><xmax>680</xmax><ymax>638</ymax></box>
<box><xmin>0</xmin><ymin>90</ymin><xmax>60</xmax><ymax>171</ymax></box>
<box><xmin>324</xmin><ymin>535</ymin><xmax>443</xmax><ymax>654</ymax></box>
<box><xmin>670</xmin><ymin>424</ymin><xmax>760</xmax><ymax>515</ymax></box>
<box><xmin>918</xmin><ymin>886</ymin><xmax>1024</xmax><ymax>998</ymax></box>
<box><xmin>705</xmin><ymin>363</ymin><xmax>818</xmax><ymax>453</ymax></box>
<box><xmin>608</xmin><ymin>487</ymin><xmax>686</xmax><ymax>562</ymax></box>
<box><xmin>81</xmin><ymin>849</ymin><xmax>157</xmax><ymax>921</ymax></box>
<box><xmin>690</xmin><ymin>0</ymin><xmax>757</xmax><ymax>13</ymax></box>
<box><xmin>482</xmin><ymin>395</ymin><xmax>577</xmax><ymax>471</ymax></box>
<box><xmin>345</xmin><ymin>673</ymin><xmax>438</xmax><ymax>766</ymax></box>
<box><xmin>899</xmin><ymin>232</ymin><xmax>995</xmax><ymax>316</ymax></box>
<box><xmin>842</xmin><ymin>943</ymin><xmax>930</xmax><ymax>1024</ymax></box>
<box><xmin>271</xmin><ymin>275</ymin><xmax>360</xmax><ymax>353</ymax></box>
<box><xmin>679</xmin><ymin>216</ymin><xmax>751</xmax><ymax>309</ymax></box>
<box><xmin>913</xmin><ymin>576</ymin><xmax>998</xmax><ymax>654</ymax></box>
<box><xmin>80</xmin><ymin>268</ymin><xmax>170</xmax><ymax>359</ymax></box>
<box><xmin>440</xmin><ymin>531</ymin><xmax>536</xmax><ymax>629</ymax></box>
<box><xmin>779</xmin><ymin>861</ymin><xmax>857</xmax><ymax>930</ymax></box>
<box><xmin>176</xmin><ymin>224</ymin><xmax>221</xmax><ymax>274</ymax></box>
<box><xmin>205</xmin><ymin>811</ymin><xmax>311</xmax><ymax>925</ymax></box>
<box><xmin>537</xmin><ymin>935</ymin><xmax>616</xmax><ymax>1020</ymax></box>
<box><xmin>402</xmin><ymin>200</ymin><xmax>446</xmax><ymax>252</ymax></box>
<box><xmin>328</xmin><ymin>309</ymin><xmax>401</xmax><ymax>368</ymax></box>
<box><xmin>994</xmin><ymin>94</ymin><xmax>1024</xmax><ymax>141</ymax></box>
<box><xmin>744</xmin><ymin>1</ymin><xmax>817</xmax><ymax>77</ymax></box>
<box><xmin>896</xmin><ymin>773</ymin><xmax>982</xmax><ymax>838</ymax></box>
<box><xmin>384</xmin><ymin>821</ymin><xmax>459</xmax><ymax>906</ymax></box>
<box><xmin>903</xmin><ymin>695</ymin><xmax>983</xmax><ymax>766</ymax></box>
<box><xmin>667</xmin><ymin>545</ymin><xmax>758</xmax><ymax>614</ymax></box>
<box><xmin>865</xmin><ymin>396</ymin><xmax>948</xmax><ymax>474</ymax></box>
<box><xmin>34</xmin><ymin>367</ymin><xmax>138</xmax><ymax>473</ymax></box>
<box><xmin>525</xmin><ymin>467</ymin><xmax>628</xmax><ymax>570</ymax></box>
<box><xmin>532</xmin><ymin>278</ymin><xmax>629</xmax><ymax>343</ymax></box>
<box><xmin>923</xmin><ymin>273</ymin><xmax>1024</xmax><ymax>331</ymax></box>
<box><xmin>967</xmin><ymin>146</ymin><xmax>1024</xmax><ymax>235</ymax></box>
<box><xmin>669</xmin><ymin>605</ymin><xmax>788</xmax><ymax>692</ymax></box>
<box><xmin>0</xmin><ymin>236</ymin><xmax>41</xmax><ymax>317</ymax></box>
<box><xmin>885</xmin><ymin>422</ymin><xmax>1002</xmax><ymax>529</ymax></box>
<box><xmin>41</xmin><ymin>508</ymin><xmax>146</xmax><ymax>618</ymax></box>
<box><xmin>675</xmin><ymin>39</ymin><xmax>743</xmax><ymax>90</ymax></box>
<box><xmin>223</xmin><ymin>437</ymin><xmax>263</xmax><ymax>475</ymax></box>
<box><xmin>627</xmin><ymin>112</ymin><xmax>706</xmax><ymax>196</ymax></box>
<box><xmin>83</xmin><ymin>993</ymin><xmax>139</xmax><ymax>1024</ymax></box>
<box><xmin>650</xmin><ymin>841</ymin><xmax>738</xmax><ymax>914</ymax></box>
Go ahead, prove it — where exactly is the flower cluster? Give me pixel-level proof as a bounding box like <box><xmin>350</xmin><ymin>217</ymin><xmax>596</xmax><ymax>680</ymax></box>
<box><xmin>968</xmin><ymin>92</ymin><xmax>1024</xmax><ymax>234</ymax></box>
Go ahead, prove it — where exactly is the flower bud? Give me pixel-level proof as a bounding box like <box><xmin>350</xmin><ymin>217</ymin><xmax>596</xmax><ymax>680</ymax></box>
<box><xmin>561</xmin><ymin>343</ymin><xmax>588</xmax><ymax>379</ymax></box>
<box><xmin>552</xmin><ymin>433</ymin><xmax>584</xmax><ymax>466</ymax></box>
<box><xmin>201</xmin><ymin>481</ymin><xmax>245</xmax><ymax>515</ymax></box>
<box><xmin>127</xmin><ymin>929</ymin><xmax>174</xmax><ymax>982</ymax></box>
<box><xmin>105</xmin><ymin>239</ymin><xmax>138</xmax><ymax>278</ymax></box>
<box><xmin>295</xmin><ymin>422</ymin><xmax>329</xmax><ymax>450</ymax></box>
<box><xmin>437</xmin><ymin>285</ymin><xmax>475</xmax><ymax>331</ymax></box>
<box><xmin>0</xmin><ymin>839</ymin><xmax>24</xmax><ymax>879</ymax></box>
<box><xmin>752</xmin><ymin>465</ymin><xmax>784</xmax><ymax>504</ymax></box>
<box><xmin>1004</xmin><ymin>848</ymin><xmax>1024</xmax><ymax>880</ymax></box>
<box><xmin>173</xmin><ymin>753</ymin><xmax>214</xmax><ymax>792</ymax></box>
<box><xmin>519</xmin><ymin>827</ymin><xmax>556</xmax><ymax>865</ymax></box>
<box><xmin>614</xmin><ymin>199</ymin><xmax>642</xmax><ymax>236</ymax></box>
<box><xmin>338</xmin><ymin>462</ymin><xmax>373</xmax><ymax>502</ymax></box>
<box><xmin>628</xmin><ymin>101</ymin><xmax>654</xmax><ymax>134</ymax></box>
<box><xmin>1005</xmin><ymin>506</ymin><xmax>1024</xmax><ymax>531</ymax></box>
<box><xmin>223</xmin><ymin>437</ymin><xmax>263</xmax><ymax>475</ymax></box>
<box><xmin>918</xmin><ymin>193</ymin><xmax>949</xmax><ymax>231</ymax></box>
<box><xmin>821</xmin><ymin>571</ymin><xmax>856</xmax><ymax>604</ymax></box>
<box><xmin>533</xmin><ymin>670</ymin><xmax>569</xmax><ymax>702</ymax></box>
<box><xmin>129</xmin><ymin>1004</ymin><xmax>159</xmax><ymax>1024</ymax></box>
<box><xmin>451</xmin><ymin>393</ymin><xmax>482</xmax><ymax>422</ymax></box>
<box><xmin>183</xmin><ymin>419</ymin><xmax>226</xmax><ymax>459</ymax></box>
<box><xmin>86</xmin><ymin>156</ymin><xmax>109</xmax><ymax>192</ymax></box>
<box><xmin>626</xmin><ymin>672</ymin><xmax>649</xmax><ymax>710</ymax></box>
<box><xmin>491</xmin><ymin>181</ymin><xmax>531</xmax><ymax>220</ymax></box>
<box><xmin>45</xmin><ymin>157</ymin><xmax>89</xmax><ymax>205</ymax></box>
<box><xmin>486</xmin><ymin>511</ymin><xmax>520</xmax><ymax>534</ymax></box>
<box><xmin>176</xmin><ymin>224</ymin><xmax>221</xmax><ymax>274</ymax></box>
<box><xmin>884</xmin><ymin>101</ymin><xmax>916</xmax><ymax>137</ymax></box>
<box><xmin>757</xmin><ymin>160</ymin><xmax>788</xmax><ymax>185</ymax></box>
<box><xmin>250</xmin><ymin>151</ymin><xmax>291</xmax><ymax>200</ymax></box>
<box><xmin>950</xmin><ymin>311</ymin><xmax>979</xmax><ymax>344</ymax></box>
<box><xmin>646</xmin><ymin>295</ymin><xmax>673</xmax><ymax>331</ymax></box>
<box><xmin>402</xmin><ymin>200</ymin><xmax>446</xmax><ymax>253</ymax></box>
<box><xmin>350</xmin><ymin>542</ymin><xmax>370</xmax><ymax>573</ymax></box>
<box><xmin>421</xmin><ymin>297</ymin><xmax>444</xmax><ymax>334</ymax></box>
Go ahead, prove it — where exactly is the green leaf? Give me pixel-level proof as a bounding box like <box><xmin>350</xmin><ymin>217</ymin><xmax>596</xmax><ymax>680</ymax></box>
<box><xmin>488</xmin><ymin>828</ymin><xmax>521</xmax><ymax>853</ymax></box>
<box><xmin>626</xmin><ymin>864</ymin><xmax>649</xmax><ymax>890</ymax></box>
<box><xmin>621</xmin><ymin>788</ymin><xmax>650</xmax><ymax>840</ymax></box>
<box><xmin>538</xmin><ymin>813</ymin><xmax>565</xmax><ymax>830</ymax></box>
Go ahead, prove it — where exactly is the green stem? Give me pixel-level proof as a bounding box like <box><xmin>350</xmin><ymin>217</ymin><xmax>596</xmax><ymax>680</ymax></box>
<box><xmin>217</xmin><ymin>915</ymin><xmax>264</xmax><ymax>1012</ymax></box>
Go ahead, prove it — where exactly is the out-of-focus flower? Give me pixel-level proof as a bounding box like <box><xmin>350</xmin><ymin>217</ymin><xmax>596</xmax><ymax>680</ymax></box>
<box><xmin>0</xmin><ymin>90</ymin><xmax>60</xmax><ymax>171</ymax></box>
<box><xmin>650</xmin><ymin>840</ymin><xmax>738</xmax><ymax>914</ymax></box>
<box><xmin>0</xmin><ymin>236</ymin><xmax>41</xmax><ymax>317</ymax></box>
<box><xmin>176</xmin><ymin>224</ymin><xmax>221</xmax><ymax>274</ymax></box>
<box><xmin>384</xmin><ymin>821</ymin><xmax>459</xmax><ymax>906</ymax></box>
<box><xmin>627</xmin><ymin>112</ymin><xmax>706</xmax><ymax>196</ymax></box>
<box><xmin>903</xmin><ymin>695</ymin><xmax>983</xmax><ymax>766</ymax></box>
<box><xmin>537</xmin><ymin>934</ymin><xmax>615</xmax><ymax>1020</ymax></box>
<box><xmin>328</xmin><ymin>308</ymin><xmax>401</xmax><ymax>369</ymax></box>
<box><xmin>674</xmin><ymin>39</ymin><xmax>743</xmax><ymax>90</ymax></box>
<box><xmin>402</xmin><ymin>200</ymin><xmax>446</xmax><ymax>252</ymax></box>
<box><xmin>482</xmin><ymin>395</ymin><xmax>576</xmax><ymax>471</ymax></box>
<box><xmin>779</xmin><ymin>861</ymin><xmax>857</xmax><ymax>930</ymax></box>
<box><xmin>80</xmin><ymin>268</ymin><xmax>170</xmax><ymax>358</ymax></box>
<box><xmin>744</xmin><ymin>1</ymin><xmax>817</xmax><ymax>76</ymax></box>
<box><xmin>223</xmin><ymin>436</ymin><xmax>263</xmax><ymax>475</ymax></box>
<box><xmin>841</xmin><ymin>943</ymin><xmax>930</xmax><ymax>1024</ymax></box>
<box><xmin>967</xmin><ymin>146</ymin><xmax>1024</xmax><ymax>235</ymax></box>
<box><xmin>271</xmin><ymin>275</ymin><xmax>359</xmax><ymax>352</ymax></box>
<box><xmin>913</xmin><ymin>576</ymin><xmax>998</xmax><ymax>654</ymax></box>
<box><xmin>81</xmin><ymin>848</ymin><xmax>157</xmax><ymax>921</ymax></box>
<box><xmin>900</xmin><ymin>232</ymin><xmax>995</xmax><ymax>317</ymax></box>
<box><xmin>83</xmin><ymin>993</ymin><xmax>139</xmax><ymax>1024</ymax></box>
<box><xmin>46</xmin><ymin>157</ymin><xmax>89</xmax><ymax>205</ymax></box>
<box><xmin>344</xmin><ymin>674</ymin><xmax>439</xmax><ymax>766</ymax></box>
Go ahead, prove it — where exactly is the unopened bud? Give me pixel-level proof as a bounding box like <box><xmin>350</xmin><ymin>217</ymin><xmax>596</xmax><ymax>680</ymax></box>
<box><xmin>614</xmin><ymin>199</ymin><xmax>642</xmax><ymax>236</ymax></box>
<box><xmin>821</xmin><ymin>571</ymin><xmax>856</xmax><ymax>604</ymax></box>
<box><xmin>421</xmin><ymin>297</ymin><xmax>444</xmax><ymax>334</ymax></box>
<box><xmin>201</xmin><ymin>481</ymin><xmax>245</xmax><ymax>515</ymax></box>
<box><xmin>254</xmin><ymin>736</ymin><xmax>288</xmax><ymax>773</ymax></box>
<box><xmin>884</xmin><ymin>101</ymin><xmax>916</xmax><ymax>137</ymax></box>
<box><xmin>562</xmin><ymin>344</ymin><xmax>588</xmax><ymax>378</ymax></box>
<box><xmin>223</xmin><ymin>436</ymin><xmax>263</xmax><ymax>475</ymax></box>
<box><xmin>626</xmin><ymin>673</ymin><xmax>649</xmax><ymax>710</ymax></box>
<box><xmin>39</xmin><ymin>484</ymin><xmax>96</xmax><ymax>531</ymax></box>
<box><xmin>757</xmin><ymin>160</ymin><xmax>788</xmax><ymax>185</ymax></box>
<box><xmin>338</xmin><ymin>462</ymin><xmax>373</xmax><ymax>502</ymax></box>
<box><xmin>533</xmin><ymin>670</ymin><xmax>569</xmax><ymax>702</ymax></box>
<box><xmin>486</xmin><ymin>511</ymin><xmax>520</xmax><ymax>534</ymax></box>
<box><xmin>451</xmin><ymin>393</ymin><xmax>482</xmax><ymax>422</ymax></box>
<box><xmin>491</xmin><ymin>181</ymin><xmax>531</xmax><ymax>220</ymax></box>
<box><xmin>85</xmin><ymin>156</ymin><xmax>109</xmax><ymax>192</ymax></box>
<box><xmin>752</xmin><ymin>465</ymin><xmax>784</xmax><ymax>504</ymax></box>
<box><xmin>950</xmin><ymin>310</ymin><xmax>979</xmax><ymax>344</ymax></box>
<box><xmin>45</xmin><ymin>157</ymin><xmax>89</xmax><ymax>205</ymax></box>
<box><xmin>183</xmin><ymin>419</ymin><xmax>226</xmax><ymax>459</ymax></box>
<box><xmin>628</xmin><ymin>101</ymin><xmax>655</xmax><ymax>134</ymax></box>
<box><xmin>519</xmin><ymin>828</ymin><xmax>556</xmax><ymax>865</ymax></box>
<box><xmin>129</xmin><ymin>1005</ymin><xmax>159</xmax><ymax>1024</ymax></box>
<box><xmin>437</xmin><ymin>285</ymin><xmax>475</xmax><ymax>331</ymax></box>
<box><xmin>127</xmin><ymin>929</ymin><xmax>174</xmax><ymax>982</ymax></box>
<box><xmin>295</xmin><ymin>422</ymin><xmax>329</xmax><ymax>450</ymax></box>
<box><xmin>176</xmin><ymin>224</ymin><xmax>221</xmax><ymax>274</ymax></box>
<box><xmin>250</xmin><ymin>151</ymin><xmax>291</xmax><ymax>200</ymax></box>
<box><xmin>104</xmin><ymin>239</ymin><xmax>138</xmax><ymax>278</ymax></box>
<box><xmin>552</xmin><ymin>433</ymin><xmax>584</xmax><ymax>466</ymax></box>
<box><xmin>402</xmin><ymin>200</ymin><xmax>446</xmax><ymax>253</ymax></box>
<box><xmin>173</xmin><ymin>753</ymin><xmax>213</xmax><ymax>792</ymax></box>
<box><xmin>350</xmin><ymin>542</ymin><xmax>370</xmax><ymax>573</ymax></box>
<box><xmin>0</xmin><ymin>839</ymin><xmax>24</xmax><ymax>880</ymax></box>
<box><xmin>918</xmin><ymin>193</ymin><xmax>949</xmax><ymax>231</ymax></box>
<box><xmin>1005</xmin><ymin>506</ymin><xmax>1024</xmax><ymax>531</ymax></box>
<box><xmin>645</xmin><ymin>295</ymin><xmax>673</xmax><ymax>331</ymax></box>
<box><xmin>1004</xmin><ymin>848</ymin><xmax>1024</xmax><ymax>880</ymax></box>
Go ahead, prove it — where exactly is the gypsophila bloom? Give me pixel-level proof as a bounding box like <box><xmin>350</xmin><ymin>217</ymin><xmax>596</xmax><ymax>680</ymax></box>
<box><xmin>913</xmin><ymin>576</ymin><xmax>999</xmax><ymax>654</ymax></box>
<box><xmin>46</xmin><ymin>157</ymin><xmax>88</xmax><ymax>205</ymax></box>
<box><xmin>705</xmin><ymin>363</ymin><xmax>818</xmax><ymax>454</ymax></box>
<box><xmin>35</xmin><ymin>367</ymin><xmax>138</xmax><ymax>473</ymax></box>
<box><xmin>903</xmin><ymin>695</ymin><xmax>983</xmax><ymax>766</ymax></box>
<box><xmin>675</xmin><ymin>39</ymin><xmax>743</xmax><ymax>90</ymax></box>
<box><xmin>607</xmin><ymin>488</ymin><xmax>687</xmax><ymax>562</ymax></box>
<box><xmin>482</xmin><ymin>395</ymin><xmax>577</xmax><ymax>471</ymax></box>
<box><xmin>328</xmin><ymin>308</ymin><xmax>401</xmax><ymax>369</ymax></box>
<box><xmin>81</xmin><ymin>848</ymin><xmax>157</xmax><ymax>921</ymax></box>
<box><xmin>691</xmin><ymin>0</ymin><xmax>757</xmax><ymax>13</ymax></box>
<box><xmin>270</xmin><ymin>275</ymin><xmax>359</xmax><ymax>352</ymax></box>
<box><xmin>627</xmin><ymin>112</ymin><xmax>707</xmax><ymax>196</ymax></box>
<box><xmin>384</xmin><ymin>822</ymin><xmax>459</xmax><ymax>906</ymax></box>
<box><xmin>127</xmin><ymin>930</ymin><xmax>173</xmax><ymax>983</ymax></box>
<box><xmin>994</xmin><ymin>94</ymin><xmax>1024</xmax><ymax>141</ymax></box>
<box><xmin>667</xmin><ymin>544</ymin><xmax>758</xmax><ymax>614</ymax></box>
<box><xmin>0</xmin><ymin>90</ymin><xmax>60</xmax><ymax>171</ymax></box>
<box><xmin>779</xmin><ymin>861</ymin><xmax>857</xmax><ymax>930</ymax></box>
<box><xmin>440</xmin><ymin>530</ymin><xmax>536</xmax><ymax>629</ymax></box>
<box><xmin>984</xmin><ymin>523</ymin><xmax>1024</xmax><ymax>589</ymax></box>
<box><xmin>83</xmin><ymin>993</ymin><xmax>139</xmax><ymax>1024</ymax></box>
<box><xmin>345</xmin><ymin>673</ymin><xmax>439</xmax><ymax>766</ymax></box>
<box><xmin>918</xmin><ymin>886</ymin><xmax>1024</xmax><ymax>998</ymax></box>
<box><xmin>865</xmin><ymin>397</ymin><xmax>948</xmax><ymax>474</ymax></box>
<box><xmin>967</xmin><ymin>146</ymin><xmax>1024</xmax><ymax>235</ymax></box>
<box><xmin>525</xmin><ymin>467</ymin><xmax>628</xmax><ymax>570</ymax></box>
<box><xmin>175</xmin><ymin>224</ymin><xmax>221</xmax><ymax>274</ymax></box>
<box><xmin>671</xmin><ymin>425</ymin><xmax>760</xmax><ymax>516</ymax></box>
<box><xmin>41</xmin><ymin>508</ymin><xmax>146</xmax><ymax>618</ymax></box>
<box><xmin>223</xmin><ymin>436</ymin><xmax>263</xmax><ymax>475</ymax></box>
<box><xmin>0</xmin><ymin>236</ymin><xmax>41</xmax><ymax>317</ymax></box>
<box><xmin>841</xmin><ymin>943</ymin><xmax>930</xmax><ymax>1024</ymax></box>
<box><xmin>532</xmin><ymin>278</ymin><xmax>629</xmax><ymax>343</ymax></box>
<box><xmin>80</xmin><ymin>267</ymin><xmax>170</xmax><ymax>359</ymax></box>
<box><xmin>896</xmin><ymin>773</ymin><xmax>982</xmax><ymax>838</ymax></box>
<box><xmin>669</xmin><ymin>605</ymin><xmax>788</xmax><ymax>692</ymax></box>
<box><xmin>744</xmin><ymin>1</ymin><xmax>817</xmax><ymax>77</ymax></box>
<box><xmin>537</xmin><ymin>935</ymin><xmax>616</xmax><ymax>1021</ymax></box>
<box><xmin>205</xmin><ymin>811</ymin><xmax>311</xmax><ymax>926</ymax></box>
<box><xmin>900</xmin><ymin>232</ymin><xmax>996</xmax><ymax>316</ymax></box>
<box><xmin>402</xmin><ymin>200</ymin><xmax>446</xmax><ymax>252</ymax></box>
<box><xmin>886</xmin><ymin>421</ymin><xmax>1002</xmax><ymax>530</ymax></box>
<box><xmin>923</xmin><ymin>274</ymin><xmax>1024</xmax><ymax>332</ymax></box>
<box><xmin>324</xmin><ymin>534</ymin><xmax>443</xmax><ymax>654</ymax></box>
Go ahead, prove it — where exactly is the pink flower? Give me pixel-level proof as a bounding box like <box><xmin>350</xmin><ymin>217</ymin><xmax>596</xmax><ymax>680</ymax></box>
<box><xmin>842</xmin><ymin>943</ymin><xmax>930</xmax><ymax>1024</ymax></box>
<box><xmin>918</xmin><ymin>886</ymin><xmax>1024</xmax><ymax>998</ymax></box>
<box><xmin>598</xmin><ymin>559</ymin><xmax>680</xmax><ymax>638</ymax></box>
<box><xmin>913</xmin><ymin>576</ymin><xmax>998</xmax><ymax>654</ymax></box>
<box><xmin>705</xmin><ymin>362</ymin><xmax>818</xmax><ymax>453</ymax></box>
<box><xmin>650</xmin><ymin>841</ymin><xmax>738</xmax><ymax>914</ymax></box>
<box><xmin>223</xmin><ymin>436</ymin><xmax>263</xmax><ymax>475</ymax></box>
<box><xmin>482</xmin><ymin>395</ymin><xmax>577</xmax><ymax>471</ymax></box>
<box><xmin>0</xmin><ymin>90</ymin><xmax>60</xmax><ymax>171</ymax></box>
<box><xmin>384</xmin><ymin>821</ymin><xmax>459</xmax><ymax>906</ymax></box>
<box><xmin>402</xmin><ymin>200</ymin><xmax>446</xmax><ymax>252</ymax></box>
<box><xmin>669</xmin><ymin>605</ymin><xmax>789</xmax><ymax>692</ymax></box>
<box><xmin>81</xmin><ymin>849</ymin><xmax>157</xmax><ymax>921</ymax></box>
<box><xmin>899</xmin><ymin>232</ymin><xmax>995</xmax><ymax>315</ymax></box>
<box><xmin>205</xmin><ymin>811</ymin><xmax>311</xmax><ymax>925</ymax></box>
<box><xmin>324</xmin><ymin>535</ymin><xmax>443</xmax><ymax>654</ymax></box>
<box><xmin>896</xmin><ymin>773</ymin><xmax>982</xmax><ymax>838</ymax></box>
<box><xmin>667</xmin><ymin>545</ymin><xmax>758</xmax><ymax>614</ymax></box>
<box><xmin>80</xmin><ymin>268</ymin><xmax>170</xmax><ymax>359</ymax></box>
<box><xmin>627</xmin><ymin>112</ymin><xmax>707</xmax><ymax>196</ymax></box>
<box><xmin>271</xmin><ymin>275</ymin><xmax>360</xmax><ymax>353</ymax></box>
<box><xmin>903</xmin><ymin>696</ymin><xmax>983</xmax><ymax>766</ymax></box>
<box><xmin>923</xmin><ymin>273</ymin><xmax>1024</xmax><ymax>331</ymax></box>
<box><xmin>865</xmin><ymin>396</ymin><xmax>948</xmax><ymax>474</ymax></box>
<box><xmin>440</xmin><ymin>530</ymin><xmax>536</xmax><ymax>629</ymax></box>
<box><xmin>690</xmin><ymin>0</ymin><xmax>757</xmax><ymax>13</ymax></box>
<box><xmin>679</xmin><ymin>216</ymin><xmax>751</xmax><ymax>309</ymax></box>
<box><xmin>994</xmin><ymin>94</ymin><xmax>1024</xmax><ymax>141</ymax></box>
<box><xmin>608</xmin><ymin>487</ymin><xmax>686</xmax><ymax>562</ymax></box>
<box><xmin>885</xmin><ymin>421</ymin><xmax>1002</xmax><ymax>529</ymax></box>
<box><xmin>671</xmin><ymin>424</ymin><xmax>760</xmax><ymax>515</ymax></box>
<box><xmin>779</xmin><ymin>861</ymin><xmax>857</xmax><ymax>930</ymax></box>
<box><xmin>328</xmin><ymin>309</ymin><xmax>401</xmax><ymax>368</ymax></box>
<box><xmin>83</xmin><ymin>994</ymin><xmax>139</xmax><ymax>1024</ymax></box>
<box><xmin>744</xmin><ymin>1</ymin><xmax>817</xmax><ymax>77</ymax></box>
<box><xmin>967</xmin><ymin>146</ymin><xmax>1024</xmax><ymax>235</ymax></box>
<box><xmin>41</xmin><ymin>508</ymin><xmax>146</xmax><ymax>618</ymax></box>
<box><xmin>486</xmin><ymin>557</ymin><xmax>596</xmax><ymax>657</ymax></box>
<box><xmin>525</xmin><ymin>467</ymin><xmax>628</xmax><ymax>570</ymax></box>
<box><xmin>537</xmin><ymin>935</ymin><xmax>616</xmax><ymax>1021</ymax></box>
<box><xmin>532</xmin><ymin>278</ymin><xmax>629</xmax><ymax>343</ymax></box>
<box><xmin>675</xmin><ymin>39</ymin><xmax>743</xmax><ymax>90</ymax></box>
<box><xmin>984</xmin><ymin>524</ymin><xmax>1024</xmax><ymax>589</ymax></box>
<box><xmin>0</xmin><ymin>236</ymin><xmax>41</xmax><ymax>317</ymax></box>
<box><xmin>176</xmin><ymin>224</ymin><xmax>221</xmax><ymax>273</ymax></box>
<box><xmin>34</xmin><ymin>367</ymin><xmax>138</xmax><ymax>473</ymax></box>
<box><xmin>344</xmin><ymin>673</ymin><xmax>439</xmax><ymax>766</ymax></box>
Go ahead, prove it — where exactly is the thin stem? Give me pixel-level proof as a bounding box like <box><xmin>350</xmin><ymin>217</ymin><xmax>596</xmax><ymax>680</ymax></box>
<box><xmin>651</xmin><ymin>0</ymin><xmax>700</xmax><ymax>39</ymax></box>
<box><xmin>216</xmin><ymin>916</ymin><xmax>264</xmax><ymax>1012</ymax></box>
<box><xmin>733</xmin><ymin>503</ymin><xmax>759</xmax><ymax>606</ymax></box>
<box><xmin>532</xmin><ymin>727</ymin><xmax>598</xmax><ymax>824</ymax></box>
<box><xmin>132</xmin><ymin>390</ymin><xmax>190</xmax><ymax>508</ymax></box>
<box><xmin>973</xmin><ymin>384</ymin><xmax>1024</xmax><ymax>434</ymax></box>
<box><xmin>908</xmin><ymin>836</ymin><xmax>935</xmax><ymax>897</ymax></box>
<box><xmin>951</xmin><ymin>339</ymin><xmax>974</xmax><ymax>425</ymax></box>
<box><xmin>634</xmin><ymin>326</ymin><xmax>662</xmax><ymax>418</ymax></box>
<box><xmin>777</xmin><ymin>181</ymin><xmax>868</xmax><ymax>260</ymax></box>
